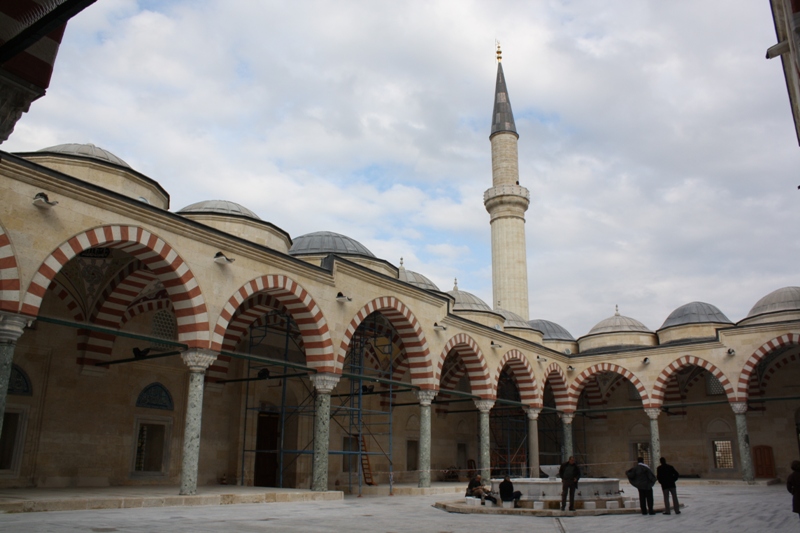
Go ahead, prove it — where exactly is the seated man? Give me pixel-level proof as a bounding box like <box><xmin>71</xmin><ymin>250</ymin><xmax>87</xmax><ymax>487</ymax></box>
<box><xmin>466</xmin><ymin>474</ymin><xmax>497</xmax><ymax>504</ymax></box>
<box><xmin>499</xmin><ymin>475</ymin><xmax>523</xmax><ymax>508</ymax></box>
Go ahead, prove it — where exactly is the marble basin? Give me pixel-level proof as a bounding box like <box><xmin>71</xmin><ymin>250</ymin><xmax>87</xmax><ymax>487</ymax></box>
<box><xmin>491</xmin><ymin>476</ymin><xmax>621</xmax><ymax>502</ymax></box>
<box><xmin>540</xmin><ymin>464</ymin><xmax>560</xmax><ymax>480</ymax></box>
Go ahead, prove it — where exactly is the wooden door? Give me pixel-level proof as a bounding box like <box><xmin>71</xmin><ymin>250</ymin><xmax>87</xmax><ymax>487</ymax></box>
<box><xmin>752</xmin><ymin>445</ymin><xmax>775</xmax><ymax>478</ymax></box>
<box><xmin>254</xmin><ymin>413</ymin><xmax>280</xmax><ymax>487</ymax></box>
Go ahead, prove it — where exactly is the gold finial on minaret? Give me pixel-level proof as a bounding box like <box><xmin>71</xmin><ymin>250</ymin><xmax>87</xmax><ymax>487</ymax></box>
<box><xmin>496</xmin><ymin>40</ymin><xmax>502</xmax><ymax>62</ymax></box>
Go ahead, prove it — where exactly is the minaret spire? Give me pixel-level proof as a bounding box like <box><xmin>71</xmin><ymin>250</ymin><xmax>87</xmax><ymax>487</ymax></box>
<box><xmin>484</xmin><ymin>45</ymin><xmax>531</xmax><ymax>320</ymax></box>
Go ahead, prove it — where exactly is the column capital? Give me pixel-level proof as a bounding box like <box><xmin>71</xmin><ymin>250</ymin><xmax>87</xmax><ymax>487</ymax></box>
<box><xmin>181</xmin><ymin>349</ymin><xmax>217</xmax><ymax>372</ymax></box>
<box><xmin>558</xmin><ymin>412</ymin><xmax>574</xmax><ymax>424</ymax></box>
<box><xmin>730</xmin><ymin>401</ymin><xmax>748</xmax><ymax>415</ymax></box>
<box><xmin>310</xmin><ymin>372</ymin><xmax>340</xmax><ymax>394</ymax></box>
<box><xmin>415</xmin><ymin>389</ymin><xmax>437</xmax><ymax>406</ymax></box>
<box><xmin>474</xmin><ymin>399</ymin><xmax>495</xmax><ymax>413</ymax></box>
<box><xmin>644</xmin><ymin>408</ymin><xmax>661</xmax><ymax>420</ymax></box>
<box><xmin>527</xmin><ymin>407</ymin><xmax>542</xmax><ymax>420</ymax></box>
<box><xmin>0</xmin><ymin>312</ymin><xmax>33</xmax><ymax>344</ymax></box>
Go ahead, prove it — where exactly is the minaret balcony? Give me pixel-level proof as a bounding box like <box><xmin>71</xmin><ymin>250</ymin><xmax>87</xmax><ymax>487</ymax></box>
<box><xmin>483</xmin><ymin>184</ymin><xmax>530</xmax><ymax>204</ymax></box>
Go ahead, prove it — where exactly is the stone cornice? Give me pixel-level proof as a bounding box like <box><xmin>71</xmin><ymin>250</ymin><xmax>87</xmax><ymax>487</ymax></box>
<box><xmin>0</xmin><ymin>312</ymin><xmax>32</xmax><ymax>344</ymax></box>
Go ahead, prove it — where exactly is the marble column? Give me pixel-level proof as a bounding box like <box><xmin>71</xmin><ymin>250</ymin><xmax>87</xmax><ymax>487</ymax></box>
<box><xmin>731</xmin><ymin>401</ymin><xmax>755</xmax><ymax>484</ymax></box>
<box><xmin>645</xmin><ymin>408</ymin><xmax>661</xmax><ymax>471</ymax></box>
<box><xmin>474</xmin><ymin>399</ymin><xmax>495</xmax><ymax>480</ymax></box>
<box><xmin>0</xmin><ymin>313</ymin><xmax>31</xmax><ymax>441</ymax></box>
<box><xmin>179</xmin><ymin>349</ymin><xmax>217</xmax><ymax>495</ymax></box>
<box><xmin>416</xmin><ymin>389</ymin><xmax>437</xmax><ymax>488</ymax></box>
<box><xmin>559</xmin><ymin>412</ymin><xmax>574</xmax><ymax>462</ymax></box>
<box><xmin>527</xmin><ymin>407</ymin><xmax>541</xmax><ymax>478</ymax></box>
<box><xmin>310</xmin><ymin>373</ymin><xmax>340</xmax><ymax>491</ymax></box>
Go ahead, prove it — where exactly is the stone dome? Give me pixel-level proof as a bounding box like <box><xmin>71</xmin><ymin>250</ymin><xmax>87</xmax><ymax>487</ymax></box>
<box><xmin>497</xmin><ymin>309</ymin><xmax>534</xmax><ymax>329</ymax></box>
<box><xmin>38</xmin><ymin>143</ymin><xmax>131</xmax><ymax>168</ymax></box>
<box><xmin>178</xmin><ymin>200</ymin><xmax>260</xmax><ymax>220</ymax></box>
<box><xmin>588</xmin><ymin>307</ymin><xmax>652</xmax><ymax>335</ymax></box>
<box><xmin>528</xmin><ymin>319</ymin><xmax>575</xmax><ymax>341</ymax></box>
<box><xmin>447</xmin><ymin>280</ymin><xmax>491</xmax><ymax>312</ymax></box>
<box><xmin>289</xmin><ymin>231</ymin><xmax>374</xmax><ymax>257</ymax></box>
<box><xmin>660</xmin><ymin>301</ymin><xmax>732</xmax><ymax>329</ymax></box>
<box><xmin>747</xmin><ymin>286</ymin><xmax>800</xmax><ymax>318</ymax></box>
<box><xmin>398</xmin><ymin>260</ymin><xmax>439</xmax><ymax>291</ymax></box>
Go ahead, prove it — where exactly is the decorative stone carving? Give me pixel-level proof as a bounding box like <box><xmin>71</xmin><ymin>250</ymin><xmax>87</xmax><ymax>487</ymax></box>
<box><xmin>0</xmin><ymin>313</ymin><xmax>33</xmax><ymax>344</ymax></box>
<box><xmin>415</xmin><ymin>389</ymin><xmax>437</xmax><ymax>406</ymax></box>
<box><xmin>310</xmin><ymin>372</ymin><xmax>340</xmax><ymax>394</ymax></box>
<box><xmin>558</xmin><ymin>412</ymin><xmax>574</xmax><ymax>425</ymax></box>
<box><xmin>527</xmin><ymin>407</ymin><xmax>542</xmax><ymax>420</ymax></box>
<box><xmin>474</xmin><ymin>399</ymin><xmax>495</xmax><ymax>413</ymax></box>
<box><xmin>730</xmin><ymin>401</ymin><xmax>748</xmax><ymax>414</ymax></box>
<box><xmin>181</xmin><ymin>349</ymin><xmax>217</xmax><ymax>372</ymax></box>
<box><xmin>0</xmin><ymin>73</ymin><xmax>42</xmax><ymax>144</ymax></box>
<box><xmin>644</xmin><ymin>408</ymin><xmax>661</xmax><ymax>420</ymax></box>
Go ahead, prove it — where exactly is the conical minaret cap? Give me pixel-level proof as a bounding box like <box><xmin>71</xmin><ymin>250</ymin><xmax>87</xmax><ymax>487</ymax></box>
<box><xmin>490</xmin><ymin>60</ymin><xmax>518</xmax><ymax>138</ymax></box>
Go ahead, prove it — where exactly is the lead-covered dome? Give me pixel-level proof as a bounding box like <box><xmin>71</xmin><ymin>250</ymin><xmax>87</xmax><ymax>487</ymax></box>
<box><xmin>528</xmin><ymin>319</ymin><xmax>575</xmax><ymax>341</ymax></box>
<box><xmin>588</xmin><ymin>308</ymin><xmax>652</xmax><ymax>335</ymax></box>
<box><xmin>398</xmin><ymin>260</ymin><xmax>439</xmax><ymax>291</ymax></box>
<box><xmin>178</xmin><ymin>200</ymin><xmax>260</xmax><ymax>220</ymax></box>
<box><xmin>290</xmin><ymin>231</ymin><xmax>374</xmax><ymax>257</ymax></box>
<box><xmin>660</xmin><ymin>301</ymin><xmax>732</xmax><ymax>329</ymax></box>
<box><xmin>447</xmin><ymin>280</ymin><xmax>491</xmax><ymax>312</ymax></box>
<box><xmin>747</xmin><ymin>286</ymin><xmax>800</xmax><ymax>318</ymax></box>
<box><xmin>38</xmin><ymin>143</ymin><xmax>130</xmax><ymax>168</ymax></box>
<box><xmin>497</xmin><ymin>309</ymin><xmax>534</xmax><ymax>329</ymax></box>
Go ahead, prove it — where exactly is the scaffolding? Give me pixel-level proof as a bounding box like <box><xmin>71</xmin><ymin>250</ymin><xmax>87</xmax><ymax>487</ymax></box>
<box><xmin>490</xmin><ymin>369</ymin><xmax>528</xmax><ymax>477</ymax></box>
<box><xmin>330</xmin><ymin>312</ymin><xmax>396</xmax><ymax>496</ymax></box>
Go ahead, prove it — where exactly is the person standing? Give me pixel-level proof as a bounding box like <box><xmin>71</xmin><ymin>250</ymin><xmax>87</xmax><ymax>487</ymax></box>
<box><xmin>559</xmin><ymin>456</ymin><xmax>581</xmax><ymax>511</ymax></box>
<box><xmin>626</xmin><ymin>457</ymin><xmax>657</xmax><ymax>515</ymax></box>
<box><xmin>656</xmin><ymin>457</ymin><xmax>681</xmax><ymax>515</ymax></box>
<box><xmin>499</xmin><ymin>475</ymin><xmax>523</xmax><ymax>508</ymax></box>
<box><xmin>788</xmin><ymin>460</ymin><xmax>800</xmax><ymax>521</ymax></box>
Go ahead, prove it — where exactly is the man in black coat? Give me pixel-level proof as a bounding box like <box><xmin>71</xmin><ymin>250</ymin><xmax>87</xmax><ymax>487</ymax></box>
<box><xmin>656</xmin><ymin>456</ymin><xmax>681</xmax><ymax>515</ymax></box>
<box><xmin>626</xmin><ymin>457</ymin><xmax>657</xmax><ymax>515</ymax></box>
<box><xmin>499</xmin><ymin>475</ymin><xmax>522</xmax><ymax>508</ymax></box>
<box><xmin>559</xmin><ymin>456</ymin><xmax>581</xmax><ymax>511</ymax></box>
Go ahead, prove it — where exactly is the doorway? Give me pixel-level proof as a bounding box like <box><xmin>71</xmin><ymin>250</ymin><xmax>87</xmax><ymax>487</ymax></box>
<box><xmin>752</xmin><ymin>445</ymin><xmax>775</xmax><ymax>478</ymax></box>
<box><xmin>254</xmin><ymin>412</ymin><xmax>279</xmax><ymax>486</ymax></box>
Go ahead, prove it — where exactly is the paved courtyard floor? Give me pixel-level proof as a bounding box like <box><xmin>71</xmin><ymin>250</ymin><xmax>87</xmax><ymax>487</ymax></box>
<box><xmin>0</xmin><ymin>481</ymin><xmax>796</xmax><ymax>532</ymax></box>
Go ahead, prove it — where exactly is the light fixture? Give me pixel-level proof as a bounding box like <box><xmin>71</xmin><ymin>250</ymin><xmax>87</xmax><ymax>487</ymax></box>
<box><xmin>536</xmin><ymin>355</ymin><xmax>547</xmax><ymax>363</ymax></box>
<box><xmin>336</xmin><ymin>291</ymin><xmax>352</xmax><ymax>303</ymax></box>
<box><xmin>214</xmin><ymin>251</ymin><xmax>235</xmax><ymax>264</ymax></box>
<box><xmin>490</xmin><ymin>341</ymin><xmax>502</xmax><ymax>349</ymax></box>
<box><xmin>33</xmin><ymin>192</ymin><xmax>58</xmax><ymax>209</ymax></box>
<box><xmin>433</xmin><ymin>322</ymin><xmax>447</xmax><ymax>331</ymax></box>
<box><xmin>642</xmin><ymin>357</ymin><xmax>650</xmax><ymax>365</ymax></box>
<box><xmin>727</xmin><ymin>348</ymin><xmax>736</xmax><ymax>356</ymax></box>
<box><xmin>567</xmin><ymin>365</ymin><xmax>575</xmax><ymax>372</ymax></box>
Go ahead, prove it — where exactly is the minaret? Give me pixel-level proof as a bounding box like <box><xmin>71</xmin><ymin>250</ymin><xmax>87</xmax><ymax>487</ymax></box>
<box><xmin>484</xmin><ymin>44</ymin><xmax>530</xmax><ymax>320</ymax></box>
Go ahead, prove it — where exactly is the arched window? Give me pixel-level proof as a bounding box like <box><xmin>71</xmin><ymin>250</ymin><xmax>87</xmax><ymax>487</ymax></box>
<box><xmin>136</xmin><ymin>383</ymin><xmax>173</xmax><ymax>411</ymax></box>
<box><xmin>8</xmin><ymin>364</ymin><xmax>32</xmax><ymax>396</ymax></box>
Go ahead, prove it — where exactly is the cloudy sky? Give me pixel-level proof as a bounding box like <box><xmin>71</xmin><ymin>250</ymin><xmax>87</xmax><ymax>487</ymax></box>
<box><xmin>5</xmin><ymin>1</ymin><xmax>799</xmax><ymax>338</ymax></box>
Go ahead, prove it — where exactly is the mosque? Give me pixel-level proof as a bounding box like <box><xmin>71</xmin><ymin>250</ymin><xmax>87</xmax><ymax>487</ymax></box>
<box><xmin>0</xmin><ymin>2</ymin><xmax>799</xmax><ymax>497</ymax></box>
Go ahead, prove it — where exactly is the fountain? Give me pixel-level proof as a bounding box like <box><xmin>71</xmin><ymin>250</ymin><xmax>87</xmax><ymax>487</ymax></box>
<box><xmin>490</xmin><ymin>465</ymin><xmax>623</xmax><ymax>510</ymax></box>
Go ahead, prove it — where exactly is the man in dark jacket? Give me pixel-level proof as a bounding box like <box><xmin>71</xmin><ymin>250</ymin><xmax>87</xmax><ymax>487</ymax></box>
<box><xmin>466</xmin><ymin>474</ymin><xmax>496</xmax><ymax>504</ymax></box>
<box><xmin>559</xmin><ymin>456</ymin><xmax>581</xmax><ymax>511</ymax></box>
<box><xmin>656</xmin><ymin>457</ymin><xmax>681</xmax><ymax>514</ymax></box>
<box><xmin>787</xmin><ymin>460</ymin><xmax>800</xmax><ymax>520</ymax></box>
<box><xmin>626</xmin><ymin>457</ymin><xmax>657</xmax><ymax>515</ymax></box>
<box><xmin>499</xmin><ymin>475</ymin><xmax>522</xmax><ymax>508</ymax></box>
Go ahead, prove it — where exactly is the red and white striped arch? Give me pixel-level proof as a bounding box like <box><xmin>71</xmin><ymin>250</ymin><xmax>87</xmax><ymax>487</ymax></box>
<box><xmin>0</xmin><ymin>224</ymin><xmax>20</xmax><ymax>312</ymax></box>
<box><xmin>755</xmin><ymin>352</ymin><xmax>799</xmax><ymax>407</ymax></box>
<box><xmin>47</xmin><ymin>279</ymin><xmax>85</xmax><ymax>322</ymax></box>
<box><xmin>544</xmin><ymin>363</ymin><xmax>569</xmax><ymax>411</ymax></box>
<box><xmin>738</xmin><ymin>334</ymin><xmax>800</xmax><ymax>399</ymax></box>
<box><xmin>434</xmin><ymin>333</ymin><xmax>492</xmax><ymax>399</ymax></box>
<box><xmin>338</xmin><ymin>297</ymin><xmax>433</xmax><ymax>388</ymax></box>
<box><xmin>21</xmin><ymin>225</ymin><xmax>209</xmax><ymax>347</ymax></box>
<box><xmin>493</xmin><ymin>350</ymin><xmax>541</xmax><ymax>408</ymax></box>
<box><xmin>213</xmin><ymin>275</ymin><xmax>333</xmax><ymax>372</ymax></box>
<box><xmin>653</xmin><ymin>355</ymin><xmax>735</xmax><ymax>406</ymax></box>
<box><xmin>567</xmin><ymin>363</ymin><xmax>649</xmax><ymax>411</ymax></box>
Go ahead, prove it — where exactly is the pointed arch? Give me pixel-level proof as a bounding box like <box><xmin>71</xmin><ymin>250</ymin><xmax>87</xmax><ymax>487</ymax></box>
<box><xmin>213</xmin><ymin>275</ymin><xmax>333</xmax><ymax>372</ymax></box>
<box><xmin>338</xmin><ymin>296</ymin><xmax>433</xmax><ymax>388</ymax></box>
<box><xmin>738</xmin><ymin>334</ymin><xmax>800</xmax><ymax>399</ymax></box>
<box><xmin>653</xmin><ymin>355</ymin><xmax>735</xmax><ymax>406</ymax></box>
<box><xmin>0</xmin><ymin>223</ymin><xmax>20</xmax><ymax>312</ymax></box>
<box><xmin>435</xmin><ymin>333</ymin><xmax>492</xmax><ymax>399</ymax></box>
<box><xmin>568</xmin><ymin>363</ymin><xmax>649</xmax><ymax>411</ymax></box>
<box><xmin>493</xmin><ymin>350</ymin><xmax>541</xmax><ymax>408</ymax></box>
<box><xmin>543</xmin><ymin>363</ymin><xmax>569</xmax><ymax>411</ymax></box>
<box><xmin>21</xmin><ymin>225</ymin><xmax>209</xmax><ymax>347</ymax></box>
